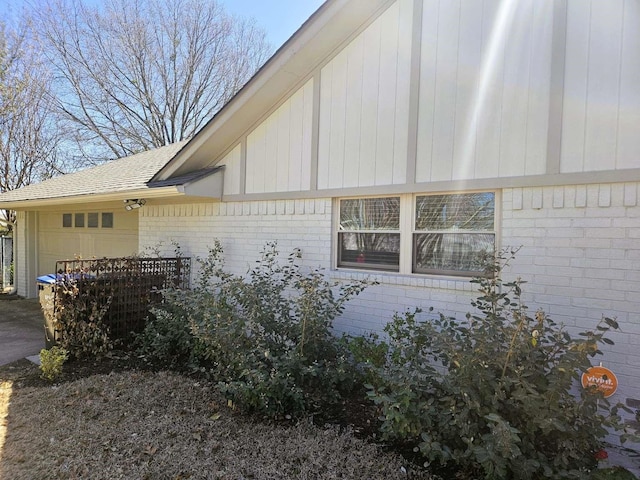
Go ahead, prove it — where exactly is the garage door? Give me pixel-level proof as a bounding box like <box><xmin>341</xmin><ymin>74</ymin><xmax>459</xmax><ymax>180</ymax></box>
<box><xmin>38</xmin><ymin>206</ymin><xmax>139</xmax><ymax>275</ymax></box>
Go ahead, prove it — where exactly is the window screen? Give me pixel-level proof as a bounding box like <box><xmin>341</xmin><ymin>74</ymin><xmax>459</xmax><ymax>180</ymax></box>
<box><xmin>338</xmin><ymin>197</ymin><xmax>400</xmax><ymax>271</ymax></box>
<box><xmin>413</xmin><ymin>193</ymin><xmax>495</xmax><ymax>276</ymax></box>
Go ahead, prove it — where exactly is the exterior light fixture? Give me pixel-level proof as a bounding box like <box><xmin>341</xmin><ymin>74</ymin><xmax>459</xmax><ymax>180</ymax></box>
<box><xmin>124</xmin><ymin>199</ymin><xmax>146</xmax><ymax>211</ymax></box>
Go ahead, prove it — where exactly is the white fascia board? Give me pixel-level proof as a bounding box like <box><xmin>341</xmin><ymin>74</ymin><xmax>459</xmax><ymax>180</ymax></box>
<box><xmin>0</xmin><ymin>186</ymin><xmax>185</xmax><ymax>210</ymax></box>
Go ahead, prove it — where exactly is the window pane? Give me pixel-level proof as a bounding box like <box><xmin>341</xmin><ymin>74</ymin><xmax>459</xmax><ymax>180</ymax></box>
<box><xmin>339</xmin><ymin>232</ymin><xmax>400</xmax><ymax>271</ymax></box>
<box><xmin>74</xmin><ymin>213</ymin><xmax>85</xmax><ymax>228</ymax></box>
<box><xmin>102</xmin><ymin>212</ymin><xmax>114</xmax><ymax>228</ymax></box>
<box><xmin>414</xmin><ymin>232</ymin><xmax>495</xmax><ymax>274</ymax></box>
<box><xmin>340</xmin><ymin>197</ymin><xmax>400</xmax><ymax>230</ymax></box>
<box><xmin>87</xmin><ymin>212</ymin><xmax>99</xmax><ymax>228</ymax></box>
<box><xmin>62</xmin><ymin>213</ymin><xmax>72</xmax><ymax>228</ymax></box>
<box><xmin>415</xmin><ymin>193</ymin><xmax>494</xmax><ymax>231</ymax></box>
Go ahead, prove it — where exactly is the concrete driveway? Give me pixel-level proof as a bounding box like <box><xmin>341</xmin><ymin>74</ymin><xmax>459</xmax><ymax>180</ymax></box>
<box><xmin>0</xmin><ymin>296</ymin><xmax>45</xmax><ymax>365</ymax></box>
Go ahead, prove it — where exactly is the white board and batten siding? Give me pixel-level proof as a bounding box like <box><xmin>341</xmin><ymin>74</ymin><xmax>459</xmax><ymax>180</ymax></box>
<box><xmin>317</xmin><ymin>0</ymin><xmax>412</xmax><ymax>190</ymax></box>
<box><xmin>226</xmin><ymin>0</ymin><xmax>640</xmax><ymax>198</ymax></box>
<box><xmin>416</xmin><ymin>0</ymin><xmax>553</xmax><ymax>183</ymax></box>
<box><xmin>561</xmin><ymin>0</ymin><xmax>640</xmax><ymax>173</ymax></box>
<box><xmin>221</xmin><ymin>144</ymin><xmax>242</xmax><ymax>196</ymax></box>
<box><xmin>244</xmin><ymin>79</ymin><xmax>314</xmax><ymax>195</ymax></box>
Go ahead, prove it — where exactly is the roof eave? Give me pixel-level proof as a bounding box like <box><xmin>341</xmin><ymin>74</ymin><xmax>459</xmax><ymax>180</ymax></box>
<box><xmin>0</xmin><ymin>186</ymin><xmax>185</xmax><ymax>210</ymax></box>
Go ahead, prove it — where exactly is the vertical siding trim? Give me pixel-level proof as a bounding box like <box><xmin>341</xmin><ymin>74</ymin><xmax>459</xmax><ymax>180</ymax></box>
<box><xmin>310</xmin><ymin>69</ymin><xmax>321</xmax><ymax>191</ymax></box>
<box><xmin>239</xmin><ymin>137</ymin><xmax>247</xmax><ymax>195</ymax></box>
<box><xmin>405</xmin><ymin>0</ymin><xmax>424</xmax><ymax>186</ymax></box>
<box><xmin>546</xmin><ymin>0</ymin><xmax>568</xmax><ymax>176</ymax></box>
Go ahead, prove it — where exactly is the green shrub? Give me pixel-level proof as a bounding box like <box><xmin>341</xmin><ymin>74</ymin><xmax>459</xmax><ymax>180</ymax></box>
<box><xmin>39</xmin><ymin>346</ymin><xmax>69</xmax><ymax>381</ymax></box>
<box><xmin>342</xmin><ymin>332</ymin><xmax>389</xmax><ymax>388</ymax></box>
<box><xmin>157</xmin><ymin>240</ymin><xmax>370</xmax><ymax>418</ymax></box>
<box><xmin>136</xmin><ymin>288</ymin><xmax>204</xmax><ymax>369</ymax></box>
<box><xmin>369</xmin><ymin>249</ymin><xmax>627</xmax><ymax>479</ymax></box>
<box><xmin>590</xmin><ymin>467</ymin><xmax>639</xmax><ymax>480</ymax></box>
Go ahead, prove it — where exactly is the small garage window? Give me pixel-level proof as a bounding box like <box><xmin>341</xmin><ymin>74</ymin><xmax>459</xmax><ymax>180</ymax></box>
<box><xmin>88</xmin><ymin>212</ymin><xmax>99</xmax><ymax>228</ymax></box>
<box><xmin>102</xmin><ymin>212</ymin><xmax>114</xmax><ymax>228</ymax></box>
<box><xmin>62</xmin><ymin>213</ymin><xmax>72</xmax><ymax>228</ymax></box>
<box><xmin>75</xmin><ymin>213</ymin><xmax>85</xmax><ymax>228</ymax></box>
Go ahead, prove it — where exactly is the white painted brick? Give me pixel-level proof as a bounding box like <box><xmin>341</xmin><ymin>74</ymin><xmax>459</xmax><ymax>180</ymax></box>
<box><xmin>575</xmin><ymin>185</ymin><xmax>587</xmax><ymax>207</ymax></box>
<box><xmin>553</xmin><ymin>187</ymin><xmax>564</xmax><ymax>208</ymax></box>
<box><xmin>564</xmin><ymin>186</ymin><xmax>577</xmax><ymax>208</ymax></box>
<box><xmin>531</xmin><ymin>188</ymin><xmax>543</xmax><ymax>209</ymax></box>
<box><xmin>584</xmin><ymin>227</ymin><xmax>625</xmax><ymax>239</ymax></box>
<box><xmin>570</xmin><ymin>237</ymin><xmax>610</xmax><ymax>248</ymax></box>
<box><xmin>586</xmin><ymin>185</ymin><xmax>600</xmax><ymax>207</ymax></box>
<box><xmin>582</xmin><ymin>288</ymin><xmax>627</xmax><ymax>301</ymax></box>
<box><xmin>624</xmin><ymin>183</ymin><xmax>638</xmax><ymax>206</ymax></box>
<box><xmin>512</xmin><ymin>188</ymin><xmax>523</xmax><ymax>210</ymax></box>
<box><xmin>585</xmin><ymin>206</ymin><xmax>627</xmax><ymax>218</ymax></box>
<box><xmin>599</xmin><ymin>184</ymin><xmax>612</xmax><ymax>207</ymax></box>
<box><xmin>570</xmin><ymin>258</ymin><xmax>609</xmax><ymax>269</ymax></box>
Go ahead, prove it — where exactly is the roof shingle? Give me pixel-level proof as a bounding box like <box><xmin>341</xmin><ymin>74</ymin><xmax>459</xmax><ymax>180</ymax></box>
<box><xmin>0</xmin><ymin>141</ymin><xmax>187</xmax><ymax>204</ymax></box>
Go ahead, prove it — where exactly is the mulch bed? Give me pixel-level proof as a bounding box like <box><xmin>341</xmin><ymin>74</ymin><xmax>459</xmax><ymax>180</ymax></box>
<box><xmin>0</xmin><ymin>354</ymin><xmax>434</xmax><ymax>480</ymax></box>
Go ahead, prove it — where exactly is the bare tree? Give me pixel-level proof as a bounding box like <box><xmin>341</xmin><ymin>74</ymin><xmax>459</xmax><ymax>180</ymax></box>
<box><xmin>0</xmin><ymin>20</ymin><xmax>63</xmax><ymax>230</ymax></box>
<box><xmin>34</xmin><ymin>0</ymin><xmax>271</xmax><ymax>164</ymax></box>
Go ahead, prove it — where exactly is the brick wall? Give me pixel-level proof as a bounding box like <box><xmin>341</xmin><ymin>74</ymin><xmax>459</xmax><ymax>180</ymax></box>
<box><xmin>139</xmin><ymin>199</ymin><xmax>478</xmax><ymax>336</ymax></box>
<box><xmin>139</xmin><ymin>185</ymin><xmax>640</xmax><ymax>425</ymax></box>
<box><xmin>139</xmin><ymin>199</ymin><xmax>334</xmax><ymax>278</ymax></box>
<box><xmin>503</xmin><ymin>183</ymin><xmax>640</xmax><ymax>418</ymax></box>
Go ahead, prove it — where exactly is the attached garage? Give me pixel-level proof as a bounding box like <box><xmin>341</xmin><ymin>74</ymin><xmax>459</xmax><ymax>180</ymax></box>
<box><xmin>37</xmin><ymin>205</ymin><xmax>139</xmax><ymax>275</ymax></box>
<box><xmin>0</xmin><ymin>142</ymin><xmax>224</xmax><ymax>298</ymax></box>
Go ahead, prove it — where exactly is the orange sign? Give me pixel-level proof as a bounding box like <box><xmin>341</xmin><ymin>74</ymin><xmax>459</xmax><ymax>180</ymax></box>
<box><xmin>581</xmin><ymin>365</ymin><xmax>618</xmax><ymax>398</ymax></box>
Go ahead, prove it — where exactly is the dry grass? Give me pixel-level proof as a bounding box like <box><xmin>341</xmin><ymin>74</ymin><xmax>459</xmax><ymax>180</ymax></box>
<box><xmin>0</xmin><ymin>368</ymin><xmax>431</xmax><ymax>480</ymax></box>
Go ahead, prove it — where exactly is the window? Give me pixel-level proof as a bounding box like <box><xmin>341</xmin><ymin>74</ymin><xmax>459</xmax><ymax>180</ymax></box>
<box><xmin>102</xmin><ymin>212</ymin><xmax>113</xmax><ymax>228</ymax></box>
<box><xmin>62</xmin><ymin>213</ymin><xmax>72</xmax><ymax>228</ymax></box>
<box><xmin>74</xmin><ymin>213</ymin><xmax>85</xmax><ymax>228</ymax></box>
<box><xmin>336</xmin><ymin>192</ymin><xmax>496</xmax><ymax>277</ymax></box>
<box><xmin>413</xmin><ymin>193</ymin><xmax>495</xmax><ymax>276</ymax></box>
<box><xmin>338</xmin><ymin>197</ymin><xmax>400</xmax><ymax>271</ymax></box>
<box><xmin>87</xmin><ymin>212</ymin><xmax>99</xmax><ymax>228</ymax></box>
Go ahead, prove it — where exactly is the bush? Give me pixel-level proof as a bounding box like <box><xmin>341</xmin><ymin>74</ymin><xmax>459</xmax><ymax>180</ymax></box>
<box><xmin>341</xmin><ymin>332</ymin><xmax>389</xmax><ymax>388</ymax></box>
<box><xmin>148</xmin><ymin>241</ymin><xmax>370</xmax><ymax>419</ymax></box>
<box><xmin>368</xmin><ymin>249</ymin><xmax>627</xmax><ymax>479</ymax></box>
<box><xmin>136</xmin><ymin>286</ymin><xmax>205</xmax><ymax>369</ymax></box>
<box><xmin>39</xmin><ymin>346</ymin><xmax>69</xmax><ymax>381</ymax></box>
<box><xmin>52</xmin><ymin>280</ymin><xmax>114</xmax><ymax>358</ymax></box>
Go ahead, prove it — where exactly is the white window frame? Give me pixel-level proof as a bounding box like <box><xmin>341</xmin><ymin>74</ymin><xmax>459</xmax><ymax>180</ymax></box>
<box><xmin>334</xmin><ymin>190</ymin><xmax>498</xmax><ymax>278</ymax></box>
<box><xmin>336</xmin><ymin>196</ymin><xmax>402</xmax><ymax>272</ymax></box>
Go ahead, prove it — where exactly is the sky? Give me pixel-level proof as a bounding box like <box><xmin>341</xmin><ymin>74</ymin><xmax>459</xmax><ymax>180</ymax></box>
<box><xmin>0</xmin><ymin>0</ymin><xmax>326</xmax><ymax>50</ymax></box>
<box><xmin>220</xmin><ymin>0</ymin><xmax>325</xmax><ymax>49</ymax></box>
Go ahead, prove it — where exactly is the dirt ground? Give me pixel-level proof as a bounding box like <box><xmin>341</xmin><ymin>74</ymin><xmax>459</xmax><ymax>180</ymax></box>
<box><xmin>0</xmin><ymin>359</ymin><xmax>432</xmax><ymax>480</ymax></box>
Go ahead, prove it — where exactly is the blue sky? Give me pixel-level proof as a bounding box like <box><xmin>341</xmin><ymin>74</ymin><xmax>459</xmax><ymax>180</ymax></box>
<box><xmin>220</xmin><ymin>0</ymin><xmax>325</xmax><ymax>49</ymax></box>
<box><xmin>0</xmin><ymin>0</ymin><xmax>326</xmax><ymax>50</ymax></box>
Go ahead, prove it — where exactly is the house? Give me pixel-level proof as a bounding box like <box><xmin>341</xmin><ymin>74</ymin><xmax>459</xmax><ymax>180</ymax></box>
<box><xmin>1</xmin><ymin>0</ymin><xmax>639</xmax><ymax>426</ymax></box>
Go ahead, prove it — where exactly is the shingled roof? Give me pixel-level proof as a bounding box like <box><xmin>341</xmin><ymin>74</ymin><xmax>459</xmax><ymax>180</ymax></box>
<box><xmin>0</xmin><ymin>141</ymin><xmax>187</xmax><ymax>206</ymax></box>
